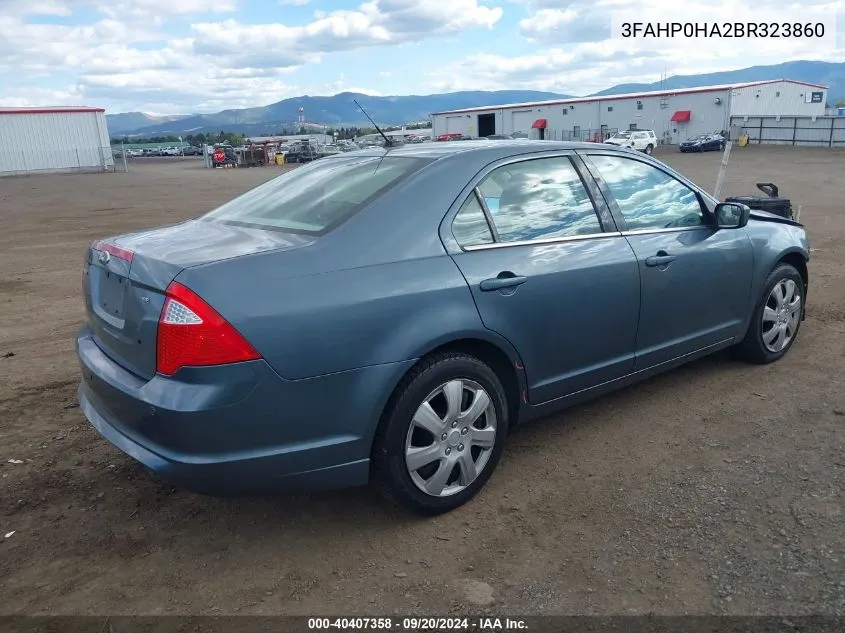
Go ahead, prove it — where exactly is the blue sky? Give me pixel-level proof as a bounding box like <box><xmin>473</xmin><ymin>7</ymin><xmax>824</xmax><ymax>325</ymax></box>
<box><xmin>1</xmin><ymin>0</ymin><xmax>842</xmax><ymax>115</ymax></box>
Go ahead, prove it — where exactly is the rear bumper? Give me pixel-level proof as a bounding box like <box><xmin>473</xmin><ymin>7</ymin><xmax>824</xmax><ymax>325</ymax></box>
<box><xmin>76</xmin><ymin>325</ymin><xmax>413</xmax><ymax>494</ymax></box>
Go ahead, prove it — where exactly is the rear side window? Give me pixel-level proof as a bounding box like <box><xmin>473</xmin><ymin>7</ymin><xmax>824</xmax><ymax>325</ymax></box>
<box><xmin>203</xmin><ymin>155</ymin><xmax>430</xmax><ymax>234</ymax></box>
<box><xmin>472</xmin><ymin>157</ymin><xmax>602</xmax><ymax>243</ymax></box>
<box><xmin>452</xmin><ymin>194</ymin><xmax>494</xmax><ymax>247</ymax></box>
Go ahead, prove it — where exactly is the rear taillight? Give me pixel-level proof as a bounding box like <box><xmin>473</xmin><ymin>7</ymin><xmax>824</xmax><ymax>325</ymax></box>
<box><xmin>93</xmin><ymin>240</ymin><xmax>134</xmax><ymax>263</ymax></box>
<box><xmin>156</xmin><ymin>281</ymin><xmax>260</xmax><ymax>376</ymax></box>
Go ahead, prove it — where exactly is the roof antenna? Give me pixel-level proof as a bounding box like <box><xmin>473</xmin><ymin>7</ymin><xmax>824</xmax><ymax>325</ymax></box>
<box><xmin>353</xmin><ymin>99</ymin><xmax>398</xmax><ymax>148</ymax></box>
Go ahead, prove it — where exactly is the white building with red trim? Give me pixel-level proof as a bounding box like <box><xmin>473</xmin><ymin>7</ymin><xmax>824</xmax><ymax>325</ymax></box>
<box><xmin>430</xmin><ymin>79</ymin><xmax>828</xmax><ymax>144</ymax></box>
<box><xmin>0</xmin><ymin>106</ymin><xmax>113</xmax><ymax>175</ymax></box>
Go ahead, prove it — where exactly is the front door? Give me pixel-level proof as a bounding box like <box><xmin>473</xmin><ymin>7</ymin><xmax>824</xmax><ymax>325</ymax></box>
<box><xmin>582</xmin><ymin>152</ymin><xmax>754</xmax><ymax>370</ymax></box>
<box><xmin>446</xmin><ymin>154</ymin><xmax>640</xmax><ymax>403</ymax></box>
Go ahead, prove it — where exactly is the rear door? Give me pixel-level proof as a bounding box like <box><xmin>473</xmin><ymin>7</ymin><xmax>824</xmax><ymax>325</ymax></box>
<box><xmin>442</xmin><ymin>152</ymin><xmax>640</xmax><ymax>404</ymax></box>
<box><xmin>629</xmin><ymin>132</ymin><xmax>652</xmax><ymax>151</ymax></box>
<box><xmin>581</xmin><ymin>151</ymin><xmax>753</xmax><ymax>370</ymax></box>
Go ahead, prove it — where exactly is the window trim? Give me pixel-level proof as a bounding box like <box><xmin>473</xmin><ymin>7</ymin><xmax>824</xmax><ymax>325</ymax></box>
<box><xmin>462</xmin><ymin>230</ymin><xmax>622</xmax><ymax>251</ymax></box>
<box><xmin>442</xmin><ymin>151</ymin><xmax>619</xmax><ymax>253</ymax></box>
<box><xmin>577</xmin><ymin>150</ymin><xmax>716</xmax><ymax>235</ymax></box>
<box><xmin>473</xmin><ymin>187</ymin><xmax>501</xmax><ymax>242</ymax></box>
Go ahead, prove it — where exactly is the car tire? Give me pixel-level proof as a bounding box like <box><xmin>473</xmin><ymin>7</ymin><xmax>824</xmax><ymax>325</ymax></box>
<box><xmin>645</xmin><ymin>144</ymin><xmax>654</xmax><ymax>155</ymax></box>
<box><xmin>734</xmin><ymin>263</ymin><xmax>805</xmax><ymax>364</ymax></box>
<box><xmin>371</xmin><ymin>352</ymin><xmax>509</xmax><ymax>516</ymax></box>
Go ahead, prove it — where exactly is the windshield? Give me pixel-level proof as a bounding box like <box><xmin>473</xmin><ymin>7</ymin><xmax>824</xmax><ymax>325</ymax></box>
<box><xmin>202</xmin><ymin>155</ymin><xmax>431</xmax><ymax>234</ymax></box>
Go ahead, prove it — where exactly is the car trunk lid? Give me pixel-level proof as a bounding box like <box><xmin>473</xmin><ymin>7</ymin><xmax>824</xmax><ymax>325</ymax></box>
<box><xmin>84</xmin><ymin>220</ymin><xmax>315</xmax><ymax>380</ymax></box>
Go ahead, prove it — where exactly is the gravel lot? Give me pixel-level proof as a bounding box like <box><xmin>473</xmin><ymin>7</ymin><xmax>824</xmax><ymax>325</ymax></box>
<box><xmin>1</xmin><ymin>148</ymin><xmax>843</xmax><ymax>615</ymax></box>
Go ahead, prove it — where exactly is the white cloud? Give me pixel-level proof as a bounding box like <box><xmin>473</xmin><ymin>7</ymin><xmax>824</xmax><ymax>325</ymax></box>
<box><xmin>0</xmin><ymin>0</ymin><xmax>503</xmax><ymax>112</ymax></box>
<box><xmin>2</xmin><ymin>0</ymin><xmax>844</xmax><ymax>117</ymax></box>
<box><xmin>518</xmin><ymin>0</ymin><xmax>845</xmax><ymax>44</ymax></box>
<box><xmin>428</xmin><ymin>34</ymin><xmax>843</xmax><ymax>96</ymax></box>
<box><xmin>2</xmin><ymin>0</ymin><xmax>238</xmax><ymax>19</ymax></box>
<box><xmin>190</xmin><ymin>0</ymin><xmax>502</xmax><ymax>70</ymax></box>
<box><xmin>436</xmin><ymin>0</ymin><xmax>844</xmax><ymax>95</ymax></box>
<box><xmin>97</xmin><ymin>0</ymin><xmax>238</xmax><ymax>20</ymax></box>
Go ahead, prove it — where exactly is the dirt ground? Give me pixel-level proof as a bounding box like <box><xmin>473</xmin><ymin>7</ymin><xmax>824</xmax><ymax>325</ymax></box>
<box><xmin>1</xmin><ymin>148</ymin><xmax>843</xmax><ymax>616</ymax></box>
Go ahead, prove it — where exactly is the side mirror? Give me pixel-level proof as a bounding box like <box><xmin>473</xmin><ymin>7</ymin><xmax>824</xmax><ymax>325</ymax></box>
<box><xmin>715</xmin><ymin>202</ymin><xmax>751</xmax><ymax>229</ymax></box>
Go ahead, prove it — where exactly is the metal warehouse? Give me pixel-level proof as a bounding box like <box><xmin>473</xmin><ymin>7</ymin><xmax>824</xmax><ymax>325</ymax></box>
<box><xmin>0</xmin><ymin>106</ymin><xmax>113</xmax><ymax>176</ymax></box>
<box><xmin>431</xmin><ymin>79</ymin><xmax>829</xmax><ymax>144</ymax></box>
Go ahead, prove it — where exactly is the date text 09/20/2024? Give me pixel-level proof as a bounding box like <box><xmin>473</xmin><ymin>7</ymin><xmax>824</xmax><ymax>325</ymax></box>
<box><xmin>307</xmin><ymin>618</ymin><xmax>528</xmax><ymax>631</ymax></box>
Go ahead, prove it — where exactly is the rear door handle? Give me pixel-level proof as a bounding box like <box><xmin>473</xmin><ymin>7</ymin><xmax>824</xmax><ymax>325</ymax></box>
<box><xmin>645</xmin><ymin>252</ymin><xmax>676</xmax><ymax>267</ymax></box>
<box><xmin>479</xmin><ymin>274</ymin><xmax>527</xmax><ymax>292</ymax></box>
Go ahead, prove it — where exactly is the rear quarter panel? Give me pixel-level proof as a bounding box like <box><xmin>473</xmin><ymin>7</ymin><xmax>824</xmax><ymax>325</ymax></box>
<box><xmin>178</xmin><ymin>255</ymin><xmax>489</xmax><ymax>380</ymax></box>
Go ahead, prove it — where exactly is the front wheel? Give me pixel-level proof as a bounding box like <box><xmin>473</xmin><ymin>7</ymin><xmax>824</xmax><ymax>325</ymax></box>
<box><xmin>371</xmin><ymin>352</ymin><xmax>509</xmax><ymax>516</ymax></box>
<box><xmin>734</xmin><ymin>263</ymin><xmax>805</xmax><ymax>364</ymax></box>
<box><xmin>645</xmin><ymin>144</ymin><xmax>654</xmax><ymax>155</ymax></box>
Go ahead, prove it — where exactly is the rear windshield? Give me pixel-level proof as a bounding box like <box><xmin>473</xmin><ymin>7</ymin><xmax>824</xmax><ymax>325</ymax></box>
<box><xmin>202</xmin><ymin>155</ymin><xmax>430</xmax><ymax>234</ymax></box>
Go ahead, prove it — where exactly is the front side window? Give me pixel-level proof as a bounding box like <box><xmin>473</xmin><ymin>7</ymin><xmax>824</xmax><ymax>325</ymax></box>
<box><xmin>589</xmin><ymin>155</ymin><xmax>705</xmax><ymax>231</ymax></box>
<box><xmin>203</xmin><ymin>155</ymin><xmax>430</xmax><ymax>234</ymax></box>
<box><xmin>471</xmin><ymin>157</ymin><xmax>602</xmax><ymax>243</ymax></box>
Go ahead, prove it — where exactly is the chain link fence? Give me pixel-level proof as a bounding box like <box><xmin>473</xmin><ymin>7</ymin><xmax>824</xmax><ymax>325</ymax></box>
<box><xmin>729</xmin><ymin>115</ymin><xmax>845</xmax><ymax>147</ymax></box>
<box><xmin>543</xmin><ymin>128</ymin><xmax>619</xmax><ymax>142</ymax></box>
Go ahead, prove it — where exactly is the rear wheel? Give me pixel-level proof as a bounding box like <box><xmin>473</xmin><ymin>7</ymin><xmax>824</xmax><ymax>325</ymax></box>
<box><xmin>372</xmin><ymin>352</ymin><xmax>509</xmax><ymax>516</ymax></box>
<box><xmin>734</xmin><ymin>263</ymin><xmax>804</xmax><ymax>364</ymax></box>
<box><xmin>645</xmin><ymin>144</ymin><xmax>654</xmax><ymax>155</ymax></box>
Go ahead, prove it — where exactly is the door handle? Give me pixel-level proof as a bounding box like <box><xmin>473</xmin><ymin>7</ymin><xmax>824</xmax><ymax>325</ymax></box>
<box><xmin>479</xmin><ymin>273</ymin><xmax>527</xmax><ymax>292</ymax></box>
<box><xmin>645</xmin><ymin>251</ymin><xmax>676</xmax><ymax>267</ymax></box>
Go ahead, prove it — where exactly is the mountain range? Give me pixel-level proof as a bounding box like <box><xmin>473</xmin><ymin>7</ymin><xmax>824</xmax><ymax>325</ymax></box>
<box><xmin>107</xmin><ymin>60</ymin><xmax>845</xmax><ymax>138</ymax></box>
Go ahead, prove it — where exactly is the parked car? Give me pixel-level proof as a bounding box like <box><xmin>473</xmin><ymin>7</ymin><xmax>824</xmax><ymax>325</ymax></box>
<box><xmin>604</xmin><ymin>130</ymin><xmax>657</xmax><ymax>154</ymax></box>
<box><xmin>77</xmin><ymin>140</ymin><xmax>809</xmax><ymax>516</ymax></box>
<box><xmin>680</xmin><ymin>133</ymin><xmax>726</xmax><ymax>152</ymax></box>
<box><xmin>484</xmin><ymin>134</ymin><xmax>513</xmax><ymax>140</ymax></box>
<box><xmin>436</xmin><ymin>133</ymin><xmax>463</xmax><ymax>142</ymax></box>
<box><xmin>285</xmin><ymin>142</ymin><xmax>319</xmax><ymax>163</ymax></box>
<box><xmin>336</xmin><ymin>140</ymin><xmax>359</xmax><ymax>151</ymax></box>
<box><xmin>318</xmin><ymin>144</ymin><xmax>343</xmax><ymax>157</ymax></box>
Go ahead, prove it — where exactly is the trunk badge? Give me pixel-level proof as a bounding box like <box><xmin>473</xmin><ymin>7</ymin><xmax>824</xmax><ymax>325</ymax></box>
<box><xmin>98</xmin><ymin>250</ymin><xmax>110</xmax><ymax>264</ymax></box>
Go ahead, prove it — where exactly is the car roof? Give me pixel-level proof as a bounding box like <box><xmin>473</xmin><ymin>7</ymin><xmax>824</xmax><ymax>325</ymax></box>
<box><xmin>347</xmin><ymin>139</ymin><xmax>634</xmax><ymax>161</ymax></box>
